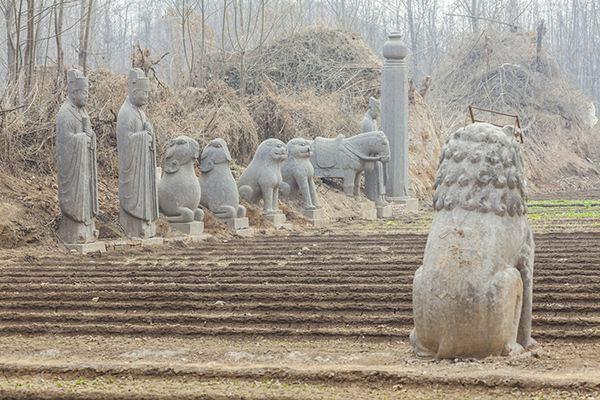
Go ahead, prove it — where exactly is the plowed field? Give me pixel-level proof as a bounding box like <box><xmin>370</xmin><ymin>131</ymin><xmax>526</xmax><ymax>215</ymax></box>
<box><xmin>0</xmin><ymin>199</ymin><xmax>598</xmax><ymax>399</ymax></box>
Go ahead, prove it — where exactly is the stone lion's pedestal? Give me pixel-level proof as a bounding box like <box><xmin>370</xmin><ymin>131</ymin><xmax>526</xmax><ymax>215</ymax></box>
<box><xmin>170</xmin><ymin>221</ymin><xmax>204</xmax><ymax>236</ymax></box>
<box><xmin>301</xmin><ymin>208</ymin><xmax>327</xmax><ymax>227</ymax></box>
<box><xmin>376</xmin><ymin>204</ymin><xmax>393</xmax><ymax>218</ymax></box>
<box><xmin>223</xmin><ymin>217</ymin><xmax>249</xmax><ymax>230</ymax></box>
<box><xmin>63</xmin><ymin>242</ymin><xmax>106</xmax><ymax>255</ymax></box>
<box><xmin>265</xmin><ymin>212</ymin><xmax>287</xmax><ymax>228</ymax></box>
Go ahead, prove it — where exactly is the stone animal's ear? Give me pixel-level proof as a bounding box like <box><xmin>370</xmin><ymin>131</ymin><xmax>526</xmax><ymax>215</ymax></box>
<box><xmin>164</xmin><ymin>159</ymin><xmax>180</xmax><ymax>174</ymax></box>
<box><xmin>200</xmin><ymin>159</ymin><xmax>214</xmax><ymax>173</ymax></box>
<box><xmin>223</xmin><ymin>145</ymin><xmax>232</xmax><ymax>162</ymax></box>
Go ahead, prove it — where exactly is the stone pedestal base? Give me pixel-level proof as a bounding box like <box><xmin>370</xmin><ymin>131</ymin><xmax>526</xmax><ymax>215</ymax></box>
<box><xmin>388</xmin><ymin>197</ymin><xmax>419</xmax><ymax>212</ymax></box>
<box><xmin>301</xmin><ymin>208</ymin><xmax>328</xmax><ymax>227</ymax></box>
<box><xmin>222</xmin><ymin>217</ymin><xmax>249</xmax><ymax>231</ymax></box>
<box><xmin>360</xmin><ymin>208</ymin><xmax>378</xmax><ymax>221</ymax></box>
<box><xmin>264</xmin><ymin>212</ymin><xmax>286</xmax><ymax>228</ymax></box>
<box><xmin>119</xmin><ymin>209</ymin><xmax>157</xmax><ymax>239</ymax></box>
<box><xmin>170</xmin><ymin>221</ymin><xmax>204</xmax><ymax>236</ymax></box>
<box><xmin>376</xmin><ymin>204</ymin><xmax>393</xmax><ymax>219</ymax></box>
<box><xmin>133</xmin><ymin>237</ymin><xmax>164</xmax><ymax>247</ymax></box>
<box><xmin>58</xmin><ymin>216</ymin><xmax>98</xmax><ymax>244</ymax></box>
<box><xmin>63</xmin><ymin>241</ymin><xmax>106</xmax><ymax>254</ymax></box>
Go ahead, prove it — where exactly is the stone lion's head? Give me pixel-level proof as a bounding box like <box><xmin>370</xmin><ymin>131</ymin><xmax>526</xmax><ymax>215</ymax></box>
<box><xmin>433</xmin><ymin>123</ymin><xmax>526</xmax><ymax>217</ymax></box>
<box><xmin>200</xmin><ymin>138</ymin><xmax>232</xmax><ymax>173</ymax></box>
<box><xmin>287</xmin><ymin>138</ymin><xmax>312</xmax><ymax>159</ymax></box>
<box><xmin>256</xmin><ymin>138</ymin><xmax>288</xmax><ymax>163</ymax></box>
<box><xmin>164</xmin><ymin>135</ymin><xmax>200</xmax><ymax>174</ymax></box>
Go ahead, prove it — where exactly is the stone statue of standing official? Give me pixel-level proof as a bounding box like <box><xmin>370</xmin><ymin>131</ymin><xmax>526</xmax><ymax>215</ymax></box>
<box><xmin>362</xmin><ymin>97</ymin><xmax>388</xmax><ymax>209</ymax></box>
<box><xmin>117</xmin><ymin>68</ymin><xmax>159</xmax><ymax>239</ymax></box>
<box><xmin>56</xmin><ymin>69</ymin><xmax>99</xmax><ymax>245</ymax></box>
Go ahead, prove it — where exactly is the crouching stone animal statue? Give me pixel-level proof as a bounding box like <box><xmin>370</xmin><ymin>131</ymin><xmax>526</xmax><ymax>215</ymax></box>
<box><xmin>281</xmin><ymin>138</ymin><xmax>320</xmax><ymax>210</ymax></box>
<box><xmin>310</xmin><ymin>131</ymin><xmax>390</xmax><ymax>197</ymax></box>
<box><xmin>199</xmin><ymin>138</ymin><xmax>246</xmax><ymax>219</ymax></box>
<box><xmin>238</xmin><ymin>138</ymin><xmax>288</xmax><ymax>215</ymax></box>
<box><xmin>158</xmin><ymin>135</ymin><xmax>204</xmax><ymax>223</ymax></box>
<box><xmin>411</xmin><ymin>122</ymin><xmax>536</xmax><ymax>359</ymax></box>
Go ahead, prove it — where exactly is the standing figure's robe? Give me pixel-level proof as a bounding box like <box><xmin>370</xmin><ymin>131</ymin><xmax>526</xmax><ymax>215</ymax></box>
<box><xmin>116</xmin><ymin>97</ymin><xmax>158</xmax><ymax>237</ymax></box>
<box><xmin>56</xmin><ymin>99</ymin><xmax>98</xmax><ymax>244</ymax></box>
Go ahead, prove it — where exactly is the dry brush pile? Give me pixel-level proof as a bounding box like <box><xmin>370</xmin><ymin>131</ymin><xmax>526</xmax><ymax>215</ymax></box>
<box><xmin>430</xmin><ymin>30</ymin><xmax>600</xmax><ymax>192</ymax></box>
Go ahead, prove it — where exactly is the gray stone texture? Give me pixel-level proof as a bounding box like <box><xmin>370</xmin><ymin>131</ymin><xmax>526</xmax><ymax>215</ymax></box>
<box><xmin>158</xmin><ymin>135</ymin><xmax>204</xmax><ymax>226</ymax></box>
<box><xmin>170</xmin><ymin>221</ymin><xmax>204</xmax><ymax>236</ymax></box>
<box><xmin>199</xmin><ymin>138</ymin><xmax>246</xmax><ymax>220</ymax></box>
<box><xmin>117</xmin><ymin>68</ymin><xmax>159</xmax><ymax>239</ymax></box>
<box><xmin>381</xmin><ymin>32</ymin><xmax>410</xmax><ymax>200</ymax></box>
<box><xmin>411</xmin><ymin>122</ymin><xmax>535</xmax><ymax>359</ymax></box>
<box><xmin>56</xmin><ymin>69</ymin><xmax>100</xmax><ymax>245</ymax></box>
<box><xmin>281</xmin><ymin>138</ymin><xmax>321</xmax><ymax>210</ymax></box>
<box><xmin>238</xmin><ymin>138</ymin><xmax>288</xmax><ymax>215</ymax></box>
<box><xmin>311</xmin><ymin>131</ymin><xmax>390</xmax><ymax>197</ymax></box>
<box><xmin>362</xmin><ymin>97</ymin><xmax>385</xmax><ymax>204</ymax></box>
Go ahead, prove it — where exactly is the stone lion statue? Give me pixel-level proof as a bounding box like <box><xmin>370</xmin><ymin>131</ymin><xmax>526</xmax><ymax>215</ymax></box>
<box><xmin>411</xmin><ymin>122</ymin><xmax>536</xmax><ymax>359</ymax></box>
<box><xmin>199</xmin><ymin>138</ymin><xmax>246</xmax><ymax>219</ymax></box>
<box><xmin>281</xmin><ymin>138</ymin><xmax>320</xmax><ymax>210</ymax></box>
<box><xmin>238</xmin><ymin>138</ymin><xmax>288</xmax><ymax>215</ymax></box>
<box><xmin>158</xmin><ymin>135</ymin><xmax>204</xmax><ymax>223</ymax></box>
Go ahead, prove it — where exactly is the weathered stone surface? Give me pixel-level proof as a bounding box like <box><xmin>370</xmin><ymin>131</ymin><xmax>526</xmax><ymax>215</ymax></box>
<box><xmin>376</xmin><ymin>204</ymin><xmax>393</xmax><ymax>218</ymax></box>
<box><xmin>381</xmin><ymin>32</ymin><xmax>410</xmax><ymax>200</ymax></box>
<box><xmin>362</xmin><ymin>97</ymin><xmax>386</xmax><ymax>204</ymax></box>
<box><xmin>238</xmin><ymin>139</ymin><xmax>288</xmax><ymax>215</ymax></box>
<box><xmin>158</xmin><ymin>135</ymin><xmax>204</xmax><ymax>225</ymax></box>
<box><xmin>56</xmin><ymin>69</ymin><xmax>99</xmax><ymax>245</ymax></box>
<box><xmin>63</xmin><ymin>241</ymin><xmax>106</xmax><ymax>254</ymax></box>
<box><xmin>264</xmin><ymin>212</ymin><xmax>287</xmax><ymax>228</ymax></box>
<box><xmin>301</xmin><ymin>208</ymin><xmax>327</xmax><ymax>227</ymax></box>
<box><xmin>281</xmin><ymin>138</ymin><xmax>321</xmax><ymax>210</ymax></box>
<box><xmin>223</xmin><ymin>217</ymin><xmax>249</xmax><ymax>230</ymax></box>
<box><xmin>199</xmin><ymin>138</ymin><xmax>246</xmax><ymax>220</ymax></box>
<box><xmin>170</xmin><ymin>221</ymin><xmax>204</xmax><ymax>236</ymax></box>
<box><xmin>310</xmin><ymin>131</ymin><xmax>390</xmax><ymax>197</ymax></box>
<box><xmin>411</xmin><ymin>122</ymin><xmax>535</xmax><ymax>359</ymax></box>
<box><xmin>117</xmin><ymin>68</ymin><xmax>159</xmax><ymax>239</ymax></box>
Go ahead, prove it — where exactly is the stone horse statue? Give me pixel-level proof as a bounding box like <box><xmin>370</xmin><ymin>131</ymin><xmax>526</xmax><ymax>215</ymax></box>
<box><xmin>310</xmin><ymin>131</ymin><xmax>390</xmax><ymax>197</ymax></box>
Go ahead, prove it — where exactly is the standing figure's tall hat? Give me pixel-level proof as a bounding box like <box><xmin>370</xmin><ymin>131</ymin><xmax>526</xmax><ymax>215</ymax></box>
<box><xmin>66</xmin><ymin>68</ymin><xmax>88</xmax><ymax>93</ymax></box>
<box><xmin>128</xmin><ymin>68</ymin><xmax>149</xmax><ymax>92</ymax></box>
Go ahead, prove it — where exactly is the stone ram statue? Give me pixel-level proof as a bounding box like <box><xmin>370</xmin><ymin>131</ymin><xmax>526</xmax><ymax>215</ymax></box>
<box><xmin>411</xmin><ymin>122</ymin><xmax>536</xmax><ymax>359</ymax></box>
<box><xmin>281</xmin><ymin>138</ymin><xmax>320</xmax><ymax>210</ymax></box>
<box><xmin>199</xmin><ymin>138</ymin><xmax>246</xmax><ymax>219</ymax></box>
<box><xmin>310</xmin><ymin>131</ymin><xmax>390</xmax><ymax>197</ymax></box>
<box><xmin>238</xmin><ymin>138</ymin><xmax>288</xmax><ymax>215</ymax></box>
<box><xmin>158</xmin><ymin>135</ymin><xmax>204</xmax><ymax>223</ymax></box>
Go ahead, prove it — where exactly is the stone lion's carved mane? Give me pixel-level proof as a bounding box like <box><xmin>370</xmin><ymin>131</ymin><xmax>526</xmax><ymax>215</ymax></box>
<box><xmin>433</xmin><ymin>123</ymin><xmax>527</xmax><ymax>216</ymax></box>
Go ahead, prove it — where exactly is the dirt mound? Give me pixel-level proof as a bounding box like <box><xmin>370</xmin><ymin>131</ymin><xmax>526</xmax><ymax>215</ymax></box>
<box><xmin>431</xmin><ymin>30</ymin><xmax>600</xmax><ymax>192</ymax></box>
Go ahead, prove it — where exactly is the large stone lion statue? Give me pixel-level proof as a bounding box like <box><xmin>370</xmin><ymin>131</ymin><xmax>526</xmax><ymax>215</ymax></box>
<box><xmin>158</xmin><ymin>135</ymin><xmax>204</xmax><ymax>223</ymax></box>
<box><xmin>281</xmin><ymin>138</ymin><xmax>320</xmax><ymax>210</ymax></box>
<box><xmin>199</xmin><ymin>138</ymin><xmax>246</xmax><ymax>219</ymax></box>
<box><xmin>238</xmin><ymin>138</ymin><xmax>288</xmax><ymax>215</ymax></box>
<box><xmin>411</xmin><ymin>122</ymin><xmax>536</xmax><ymax>359</ymax></box>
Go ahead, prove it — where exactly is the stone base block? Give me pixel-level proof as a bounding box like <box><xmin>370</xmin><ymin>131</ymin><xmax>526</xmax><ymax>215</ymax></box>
<box><xmin>170</xmin><ymin>221</ymin><xmax>204</xmax><ymax>236</ymax></box>
<box><xmin>134</xmin><ymin>237</ymin><xmax>164</xmax><ymax>247</ymax></box>
<box><xmin>264</xmin><ymin>212</ymin><xmax>287</xmax><ymax>228</ymax></box>
<box><xmin>360</xmin><ymin>208</ymin><xmax>378</xmax><ymax>221</ymax></box>
<box><xmin>376</xmin><ymin>204</ymin><xmax>393</xmax><ymax>219</ymax></box>
<box><xmin>63</xmin><ymin>241</ymin><xmax>106</xmax><ymax>254</ymax></box>
<box><xmin>388</xmin><ymin>196</ymin><xmax>419</xmax><ymax>212</ymax></box>
<box><xmin>222</xmin><ymin>217</ymin><xmax>249</xmax><ymax>231</ymax></box>
<box><xmin>234</xmin><ymin>228</ymin><xmax>255</xmax><ymax>238</ymax></box>
<box><xmin>301</xmin><ymin>208</ymin><xmax>328</xmax><ymax>227</ymax></box>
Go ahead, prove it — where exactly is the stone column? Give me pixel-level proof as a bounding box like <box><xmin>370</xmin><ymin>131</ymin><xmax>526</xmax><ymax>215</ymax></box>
<box><xmin>381</xmin><ymin>32</ymin><xmax>413</xmax><ymax>206</ymax></box>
